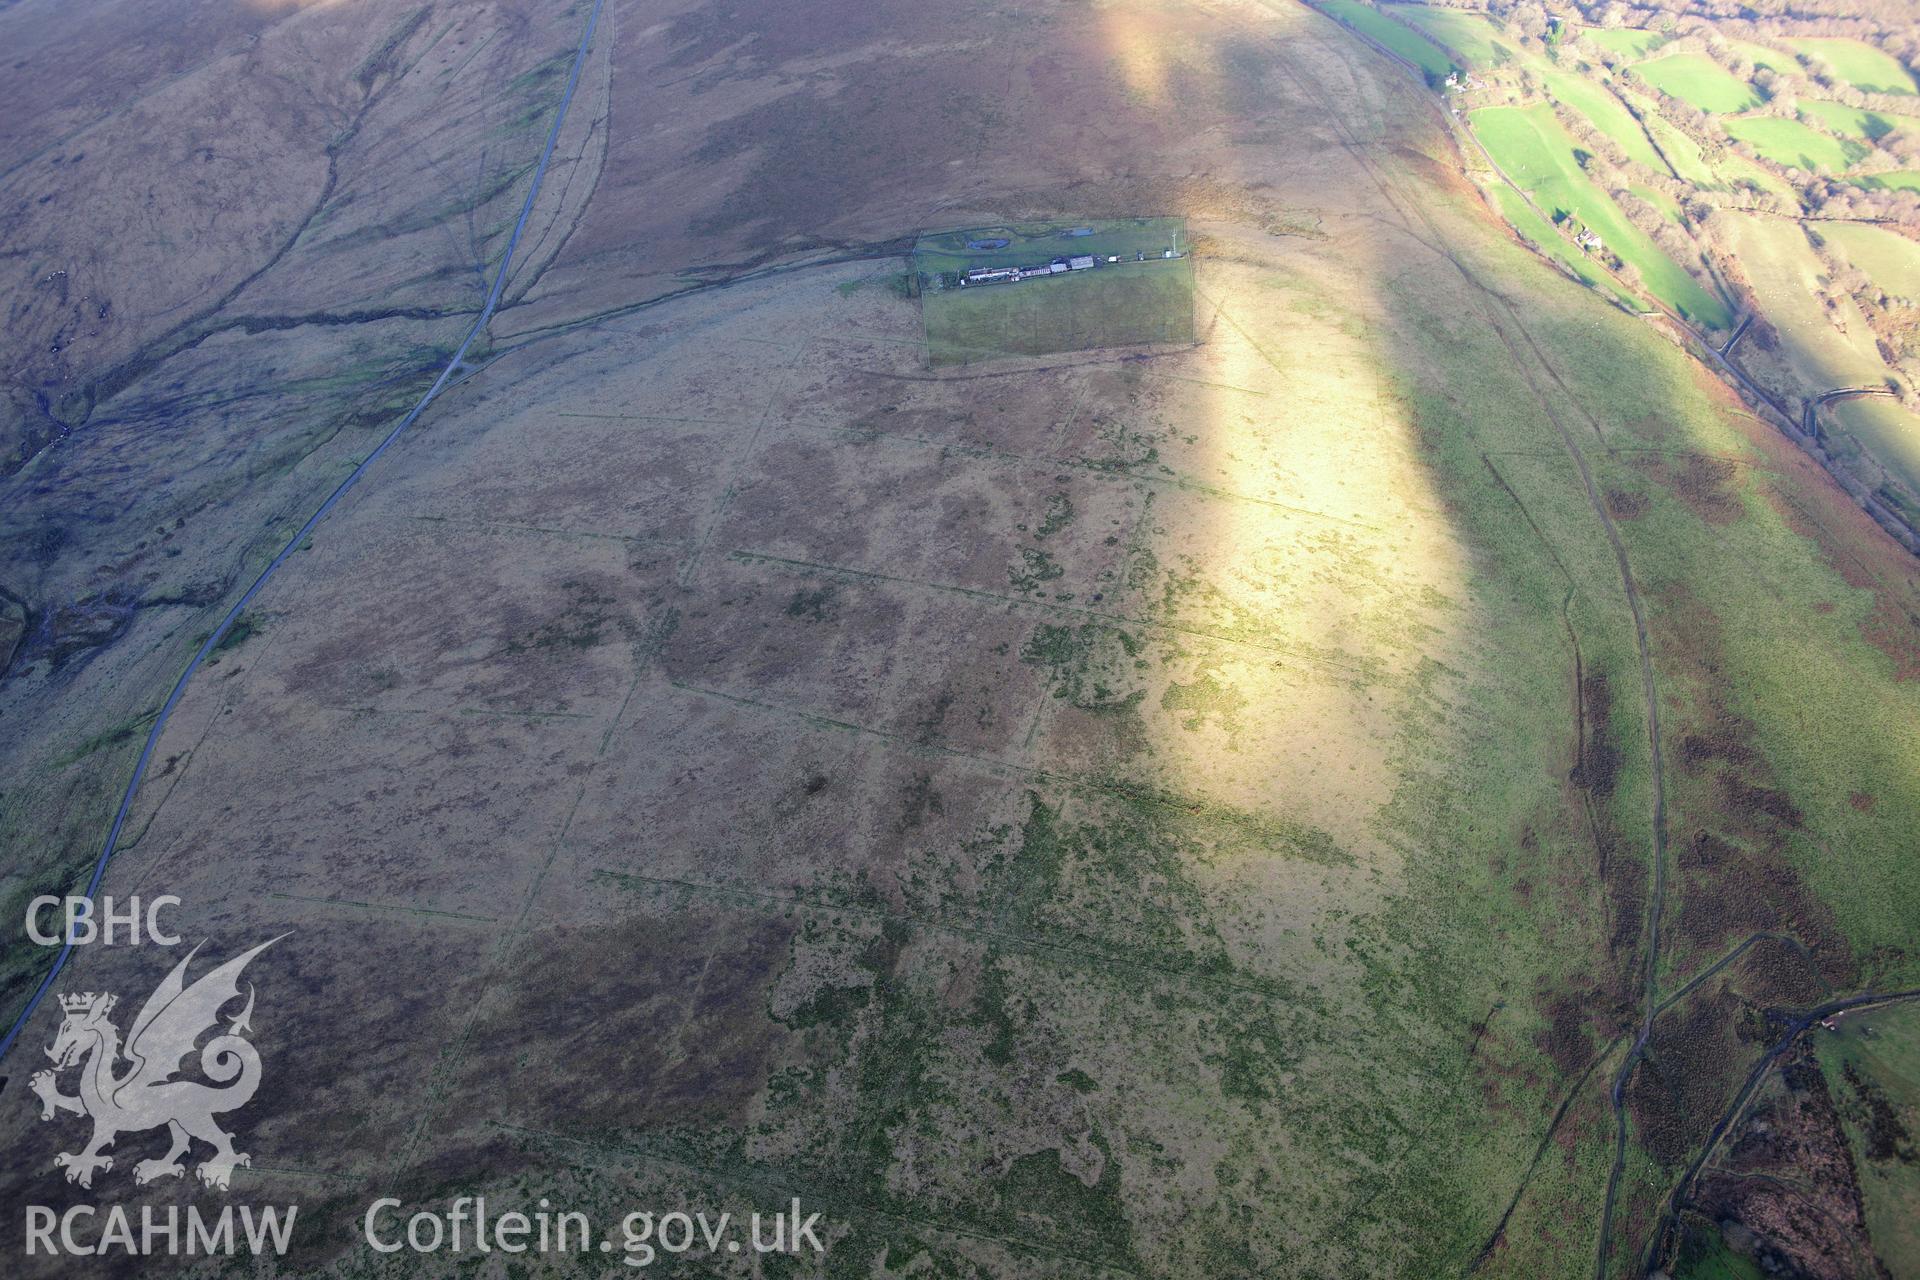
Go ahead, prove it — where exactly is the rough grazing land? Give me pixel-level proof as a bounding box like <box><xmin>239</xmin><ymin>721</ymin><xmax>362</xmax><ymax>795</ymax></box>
<box><xmin>0</xmin><ymin>1</ymin><xmax>1916</xmax><ymax>1277</ymax></box>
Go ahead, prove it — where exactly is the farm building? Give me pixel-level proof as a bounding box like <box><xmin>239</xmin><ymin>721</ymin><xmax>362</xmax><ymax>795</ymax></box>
<box><xmin>950</xmin><ymin>233</ymin><xmax>1186</xmax><ymax>290</ymax></box>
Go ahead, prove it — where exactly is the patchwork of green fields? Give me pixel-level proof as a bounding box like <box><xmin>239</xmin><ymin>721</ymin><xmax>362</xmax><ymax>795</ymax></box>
<box><xmin>1607</xmin><ymin>90</ymin><xmax>1789</xmax><ymax>198</ymax></box>
<box><xmin>916</xmin><ymin>221</ymin><xmax>1195</xmax><ymax>364</ymax></box>
<box><xmin>1725</xmin><ymin>115</ymin><xmax>1867</xmax><ymax>172</ymax></box>
<box><xmin>1792</xmin><ymin>36</ymin><xmax>1919</xmax><ymax>96</ymax></box>
<box><xmin>1472</xmin><ymin>104</ymin><xmax>1731</xmax><ymax>326</ymax></box>
<box><xmin>1317</xmin><ymin>0</ymin><xmax>1453</xmax><ymax>78</ymax></box>
<box><xmin>1630</xmin><ymin>52</ymin><xmax>1762</xmax><ymax>113</ymax></box>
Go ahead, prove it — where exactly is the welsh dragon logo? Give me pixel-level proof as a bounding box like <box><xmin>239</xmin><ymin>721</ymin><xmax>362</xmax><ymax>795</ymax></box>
<box><xmin>29</xmin><ymin>937</ymin><xmax>282</xmax><ymax>1191</ymax></box>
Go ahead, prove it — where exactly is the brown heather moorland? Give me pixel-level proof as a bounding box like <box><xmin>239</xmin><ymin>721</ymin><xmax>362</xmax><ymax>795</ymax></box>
<box><xmin>0</xmin><ymin>1</ymin><xmax>1916</xmax><ymax>1276</ymax></box>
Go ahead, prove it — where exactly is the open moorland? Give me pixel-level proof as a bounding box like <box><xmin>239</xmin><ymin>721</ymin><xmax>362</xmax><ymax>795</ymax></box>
<box><xmin>0</xmin><ymin>1</ymin><xmax>1916</xmax><ymax>1278</ymax></box>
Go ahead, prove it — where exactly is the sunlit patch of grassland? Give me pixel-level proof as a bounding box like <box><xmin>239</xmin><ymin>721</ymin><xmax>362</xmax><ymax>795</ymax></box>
<box><xmin>1384</xmin><ymin>173</ymin><xmax>1920</xmax><ymax>1277</ymax></box>
<box><xmin>1629</xmin><ymin>53</ymin><xmax>1761</xmax><ymax>114</ymax></box>
<box><xmin>920</xmin><ymin>258</ymin><xmax>1195</xmax><ymax>364</ymax></box>
<box><xmin>1724</xmin><ymin>116</ymin><xmax>1865</xmax><ymax>174</ymax></box>
<box><xmin>1822</xmin><ymin>223</ymin><xmax>1920</xmax><ymax>300</ymax></box>
<box><xmin>1629</xmin><ymin>96</ymin><xmax>1720</xmax><ymax>187</ymax></box>
<box><xmin>1790</xmin><ymin>37</ymin><xmax>1919</xmax><ymax>97</ymax></box>
<box><xmin>1798</xmin><ymin>100</ymin><xmax>1920</xmax><ymax>143</ymax></box>
<box><xmin>1490</xmin><ymin>226</ymin><xmax>1920</xmax><ymax>983</ymax></box>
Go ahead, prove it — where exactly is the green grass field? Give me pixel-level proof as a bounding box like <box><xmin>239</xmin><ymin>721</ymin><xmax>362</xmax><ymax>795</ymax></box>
<box><xmin>1630</xmin><ymin>52</ymin><xmax>1762</xmax><ymax>113</ymax></box>
<box><xmin>1389</xmin><ymin>4</ymin><xmax>1512</xmax><ymax>70</ymax></box>
<box><xmin>1860</xmin><ymin>170</ymin><xmax>1920</xmax><ymax>193</ymax></box>
<box><xmin>1472</xmin><ymin>104</ymin><xmax>1731</xmax><ymax>326</ymax></box>
<box><xmin>1817</xmin><ymin>1005</ymin><xmax>1920</xmax><ymax>1277</ymax></box>
<box><xmin>1314</xmin><ymin>38</ymin><xmax>1920</xmax><ymax>1275</ymax></box>
<box><xmin>1579</xmin><ymin>27</ymin><xmax>1666</xmax><ymax>60</ymax></box>
<box><xmin>1317</xmin><ymin>0</ymin><xmax>1454</xmax><ymax>78</ymax></box>
<box><xmin>1792</xmin><ymin>37</ymin><xmax>1918</xmax><ymax>96</ymax></box>
<box><xmin>916</xmin><ymin>221</ymin><xmax>1195</xmax><ymax>363</ymax></box>
<box><xmin>1822</xmin><ymin>223</ymin><xmax>1920</xmax><ymax>299</ymax></box>
<box><xmin>1725</xmin><ymin>116</ymin><xmax>1866</xmax><ymax>173</ymax></box>
<box><xmin>1543</xmin><ymin>70</ymin><xmax>1667</xmax><ymax>171</ymax></box>
<box><xmin>1797</xmin><ymin>100</ymin><xmax>1920</xmax><ymax>143</ymax></box>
